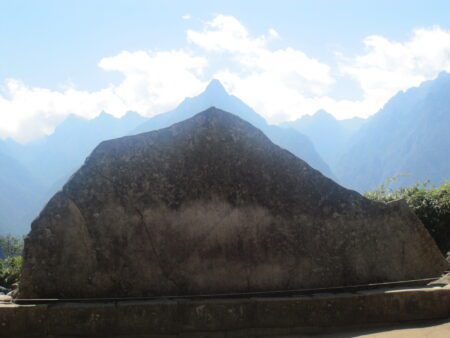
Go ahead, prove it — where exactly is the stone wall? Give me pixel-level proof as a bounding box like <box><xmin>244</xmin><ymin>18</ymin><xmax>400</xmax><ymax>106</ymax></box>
<box><xmin>1</xmin><ymin>285</ymin><xmax>450</xmax><ymax>337</ymax></box>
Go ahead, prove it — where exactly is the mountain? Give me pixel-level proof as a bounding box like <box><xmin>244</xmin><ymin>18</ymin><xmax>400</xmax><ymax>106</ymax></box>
<box><xmin>21</xmin><ymin>107</ymin><xmax>446</xmax><ymax>298</ymax></box>
<box><xmin>133</xmin><ymin>79</ymin><xmax>333</xmax><ymax>178</ymax></box>
<box><xmin>339</xmin><ymin>116</ymin><xmax>366</xmax><ymax>134</ymax></box>
<box><xmin>283</xmin><ymin>110</ymin><xmax>365</xmax><ymax>167</ymax></box>
<box><xmin>0</xmin><ymin>144</ymin><xmax>44</xmax><ymax>234</ymax></box>
<box><xmin>0</xmin><ymin>112</ymin><xmax>147</xmax><ymax>235</ymax></box>
<box><xmin>24</xmin><ymin>111</ymin><xmax>147</xmax><ymax>190</ymax></box>
<box><xmin>336</xmin><ymin>72</ymin><xmax>450</xmax><ymax>192</ymax></box>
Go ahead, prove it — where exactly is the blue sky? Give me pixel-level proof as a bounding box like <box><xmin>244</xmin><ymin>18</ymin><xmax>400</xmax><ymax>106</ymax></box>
<box><xmin>1</xmin><ymin>0</ymin><xmax>450</xmax><ymax>141</ymax></box>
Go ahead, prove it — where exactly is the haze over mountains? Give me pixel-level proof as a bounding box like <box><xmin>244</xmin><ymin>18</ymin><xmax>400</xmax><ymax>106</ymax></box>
<box><xmin>1</xmin><ymin>75</ymin><xmax>449</xmax><ymax>234</ymax></box>
<box><xmin>0</xmin><ymin>149</ymin><xmax>43</xmax><ymax>235</ymax></box>
<box><xmin>283</xmin><ymin>110</ymin><xmax>365</xmax><ymax>168</ymax></box>
<box><xmin>0</xmin><ymin>112</ymin><xmax>147</xmax><ymax>234</ymax></box>
<box><xmin>337</xmin><ymin>72</ymin><xmax>450</xmax><ymax>191</ymax></box>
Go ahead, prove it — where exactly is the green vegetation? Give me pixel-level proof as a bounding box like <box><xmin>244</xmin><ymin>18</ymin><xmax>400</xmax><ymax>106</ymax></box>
<box><xmin>0</xmin><ymin>235</ymin><xmax>24</xmax><ymax>288</ymax></box>
<box><xmin>0</xmin><ymin>256</ymin><xmax>23</xmax><ymax>289</ymax></box>
<box><xmin>366</xmin><ymin>181</ymin><xmax>450</xmax><ymax>255</ymax></box>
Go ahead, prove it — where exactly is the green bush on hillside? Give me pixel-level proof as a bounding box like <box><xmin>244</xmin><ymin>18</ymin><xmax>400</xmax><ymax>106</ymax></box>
<box><xmin>365</xmin><ymin>181</ymin><xmax>450</xmax><ymax>255</ymax></box>
<box><xmin>0</xmin><ymin>256</ymin><xmax>22</xmax><ymax>289</ymax></box>
<box><xmin>0</xmin><ymin>235</ymin><xmax>24</xmax><ymax>289</ymax></box>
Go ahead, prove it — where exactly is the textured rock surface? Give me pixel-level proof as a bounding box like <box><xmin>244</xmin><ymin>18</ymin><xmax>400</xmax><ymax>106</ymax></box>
<box><xmin>20</xmin><ymin>108</ymin><xmax>448</xmax><ymax>298</ymax></box>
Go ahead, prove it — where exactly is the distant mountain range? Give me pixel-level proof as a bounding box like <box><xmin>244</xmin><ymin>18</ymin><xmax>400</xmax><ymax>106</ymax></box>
<box><xmin>284</xmin><ymin>73</ymin><xmax>450</xmax><ymax>192</ymax></box>
<box><xmin>0</xmin><ymin>148</ymin><xmax>43</xmax><ymax>234</ymax></box>
<box><xmin>1</xmin><ymin>73</ymin><xmax>449</xmax><ymax>235</ymax></box>
<box><xmin>0</xmin><ymin>112</ymin><xmax>147</xmax><ymax>234</ymax></box>
<box><xmin>336</xmin><ymin>72</ymin><xmax>450</xmax><ymax>191</ymax></box>
<box><xmin>283</xmin><ymin>110</ymin><xmax>365</xmax><ymax>168</ymax></box>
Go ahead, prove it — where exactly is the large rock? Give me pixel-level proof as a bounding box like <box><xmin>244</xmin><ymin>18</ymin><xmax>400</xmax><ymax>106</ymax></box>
<box><xmin>20</xmin><ymin>108</ymin><xmax>448</xmax><ymax>298</ymax></box>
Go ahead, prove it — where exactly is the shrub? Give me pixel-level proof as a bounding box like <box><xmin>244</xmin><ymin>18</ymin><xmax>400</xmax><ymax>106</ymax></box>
<box><xmin>0</xmin><ymin>235</ymin><xmax>24</xmax><ymax>288</ymax></box>
<box><xmin>365</xmin><ymin>181</ymin><xmax>450</xmax><ymax>255</ymax></box>
<box><xmin>0</xmin><ymin>256</ymin><xmax>22</xmax><ymax>289</ymax></box>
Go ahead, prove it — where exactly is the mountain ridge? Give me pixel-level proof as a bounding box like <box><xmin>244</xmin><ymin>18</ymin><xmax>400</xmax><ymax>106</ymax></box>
<box><xmin>336</xmin><ymin>72</ymin><xmax>450</xmax><ymax>191</ymax></box>
<box><xmin>133</xmin><ymin>80</ymin><xmax>334</xmax><ymax>178</ymax></box>
<box><xmin>283</xmin><ymin>110</ymin><xmax>365</xmax><ymax>168</ymax></box>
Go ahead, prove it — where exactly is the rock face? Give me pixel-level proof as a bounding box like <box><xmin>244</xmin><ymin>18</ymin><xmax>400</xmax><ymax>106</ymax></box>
<box><xmin>20</xmin><ymin>108</ymin><xmax>448</xmax><ymax>298</ymax></box>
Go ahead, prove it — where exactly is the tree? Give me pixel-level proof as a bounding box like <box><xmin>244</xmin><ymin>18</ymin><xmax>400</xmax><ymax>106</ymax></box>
<box><xmin>0</xmin><ymin>235</ymin><xmax>24</xmax><ymax>258</ymax></box>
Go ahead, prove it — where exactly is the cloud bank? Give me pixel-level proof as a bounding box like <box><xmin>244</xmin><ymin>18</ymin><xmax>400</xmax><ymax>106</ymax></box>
<box><xmin>1</xmin><ymin>15</ymin><xmax>450</xmax><ymax>142</ymax></box>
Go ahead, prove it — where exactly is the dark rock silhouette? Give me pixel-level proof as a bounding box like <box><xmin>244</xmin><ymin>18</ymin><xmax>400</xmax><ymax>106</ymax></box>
<box><xmin>20</xmin><ymin>108</ymin><xmax>448</xmax><ymax>298</ymax></box>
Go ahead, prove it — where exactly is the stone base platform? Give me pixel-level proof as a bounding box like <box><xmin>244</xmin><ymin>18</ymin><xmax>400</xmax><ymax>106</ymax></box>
<box><xmin>1</xmin><ymin>285</ymin><xmax>450</xmax><ymax>337</ymax></box>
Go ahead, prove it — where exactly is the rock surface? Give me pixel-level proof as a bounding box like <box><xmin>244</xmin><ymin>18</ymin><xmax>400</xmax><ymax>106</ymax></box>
<box><xmin>20</xmin><ymin>107</ymin><xmax>448</xmax><ymax>298</ymax></box>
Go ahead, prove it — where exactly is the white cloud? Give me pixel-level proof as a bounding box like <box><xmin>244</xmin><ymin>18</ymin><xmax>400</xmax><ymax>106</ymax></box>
<box><xmin>188</xmin><ymin>15</ymin><xmax>336</xmax><ymax>122</ymax></box>
<box><xmin>339</xmin><ymin>27</ymin><xmax>450</xmax><ymax>116</ymax></box>
<box><xmin>188</xmin><ymin>15</ymin><xmax>262</xmax><ymax>53</ymax></box>
<box><xmin>0</xmin><ymin>50</ymin><xmax>207</xmax><ymax>142</ymax></box>
<box><xmin>98</xmin><ymin>50</ymin><xmax>207</xmax><ymax>115</ymax></box>
<box><xmin>182</xmin><ymin>14</ymin><xmax>191</xmax><ymax>20</ymax></box>
<box><xmin>2</xmin><ymin>15</ymin><xmax>450</xmax><ymax>142</ymax></box>
<box><xmin>0</xmin><ymin>79</ymin><xmax>120</xmax><ymax>141</ymax></box>
<box><xmin>189</xmin><ymin>19</ymin><xmax>450</xmax><ymax>121</ymax></box>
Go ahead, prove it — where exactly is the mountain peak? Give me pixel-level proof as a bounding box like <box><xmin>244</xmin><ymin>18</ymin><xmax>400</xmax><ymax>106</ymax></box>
<box><xmin>314</xmin><ymin>109</ymin><xmax>333</xmax><ymax>119</ymax></box>
<box><xmin>132</xmin><ymin>79</ymin><xmax>333</xmax><ymax>177</ymax></box>
<box><xmin>436</xmin><ymin>71</ymin><xmax>450</xmax><ymax>81</ymax></box>
<box><xmin>430</xmin><ymin>71</ymin><xmax>450</xmax><ymax>91</ymax></box>
<box><xmin>203</xmin><ymin>79</ymin><xmax>228</xmax><ymax>97</ymax></box>
<box><xmin>120</xmin><ymin>111</ymin><xmax>145</xmax><ymax>121</ymax></box>
<box><xmin>309</xmin><ymin>110</ymin><xmax>338</xmax><ymax>124</ymax></box>
<box><xmin>95</xmin><ymin>111</ymin><xmax>114</xmax><ymax>121</ymax></box>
